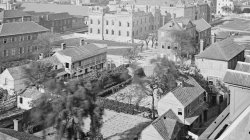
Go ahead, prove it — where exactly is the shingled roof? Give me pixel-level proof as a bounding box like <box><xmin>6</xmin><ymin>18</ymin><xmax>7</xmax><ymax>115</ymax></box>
<box><xmin>0</xmin><ymin>128</ymin><xmax>42</xmax><ymax>140</ymax></box>
<box><xmin>159</xmin><ymin>20</ymin><xmax>183</xmax><ymax>31</ymax></box>
<box><xmin>192</xmin><ymin>18</ymin><xmax>211</xmax><ymax>32</ymax></box>
<box><xmin>0</xmin><ymin>10</ymin><xmax>31</xmax><ymax>19</ymax></box>
<box><xmin>196</xmin><ymin>38</ymin><xmax>245</xmax><ymax>61</ymax></box>
<box><xmin>0</xmin><ymin>21</ymin><xmax>49</xmax><ymax>37</ymax></box>
<box><xmin>235</xmin><ymin>61</ymin><xmax>250</xmax><ymax>73</ymax></box>
<box><xmin>151</xmin><ymin>109</ymin><xmax>182</xmax><ymax>140</ymax></box>
<box><xmin>47</xmin><ymin>12</ymin><xmax>73</xmax><ymax>20</ymax></box>
<box><xmin>171</xmin><ymin>77</ymin><xmax>205</xmax><ymax>106</ymax></box>
<box><xmin>57</xmin><ymin>43</ymin><xmax>107</xmax><ymax>62</ymax></box>
<box><xmin>245</xmin><ymin>55</ymin><xmax>250</xmax><ymax>63</ymax></box>
<box><xmin>223</xmin><ymin>69</ymin><xmax>250</xmax><ymax>87</ymax></box>
<box><xmin>7</xmin><ymin>64</ymin><xmax>29</xmax><ymax>80</ymax></box>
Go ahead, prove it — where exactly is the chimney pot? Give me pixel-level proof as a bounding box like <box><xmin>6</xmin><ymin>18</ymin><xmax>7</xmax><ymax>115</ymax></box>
<box><xmin>61</xmin><ymin>43</ymin><xmax>66</xmax><ymax>50</ymax></box>
<box><xmin>200</xmin><ymin>39</ymin><xmax>204</xmax><ymax>53</ymax></box>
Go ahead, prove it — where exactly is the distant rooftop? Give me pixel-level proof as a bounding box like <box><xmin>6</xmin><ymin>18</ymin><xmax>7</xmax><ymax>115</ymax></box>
<box><xmin>192</xmin><ymin>18</ymin><xmax>211</xmax><ymax>32</ymax></box>
<box><xmin>21</xmin><ymin>3</ymin><xmax>89</xmax><ymax>17</ymax></box>
<box><xmin>223</xmin><ymin>69</ymin><xmax>250</xmax><ymax>88</ymax></box>
<box><xmin>0</xmin><ymin>21</ymin><xmax>49</xmax><ymax>37</ymax></box>
<box><xmin>46</xmin><ymin>12</ymin><xmax>73</xmax><ymax>20</ymax></box>
<box><xmin>0</xmin><ymin>10</ymin><xmax>31</xmax><ymax>19</ymax></box>
<box><xmin>245</xmin><ymin>55</ymin><xmax>250</xmax><ymax>63</ymax></box>
<box><xmin>196</xmin><ymin>38</ymin><xmax>245</xmax><ymax>61</ymax></box>
<box><xmin>159</xmin><ymin>20</ymin><xmax>182</xmax><ymax>31</ymax></box>
<box><xmin>235</xmin><ymin>61</ymin><xmax>250</xmax><ymax>73</ymax></box>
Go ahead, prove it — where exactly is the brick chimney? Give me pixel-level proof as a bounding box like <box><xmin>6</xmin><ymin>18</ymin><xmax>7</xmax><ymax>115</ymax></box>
<box><xmin>61</xmin><ymin>43</ymin><xmax>66</xmax><ymax>50</ymax></box>
<box><xmin>80</xmin><ymin>38</ymin><xmax>85</xmax><ymax>46</ymax></box>
<box><xmin>200</xmin><ymin>39</ymin><xmax>204</xmax><ymax>53</ymax></box>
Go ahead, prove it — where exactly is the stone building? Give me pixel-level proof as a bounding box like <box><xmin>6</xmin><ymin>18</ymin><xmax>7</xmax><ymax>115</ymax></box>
<box><xmin>87</xmin><ymin>5</ymin><xmax>161</xmax><ymax>42</ymax></box>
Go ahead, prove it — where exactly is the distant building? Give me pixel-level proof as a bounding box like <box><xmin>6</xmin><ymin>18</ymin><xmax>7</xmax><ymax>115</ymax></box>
<box><xmin>0</xmin><ymin>10</ymin><xmax>32</xmax><ymax>23</ymax></box>
<box><xmin>195</xmin><ymin>38</ymin><xmax>245</xmax><ymax>83</ymax></box>
<box><xmin>157</xmin><ymin>17</ymin><xmax>196</xmax><ymax>50</ymax></box>
<box><xmin>87</xmin><ymin>6</ymin><xmax>161</xmax><ymax>42</ymax></box>
<box><xmin>192</xmin><ymin>18</ymin><xmax>212</xmax><ymax>51</ymax></box>
<box><xmin>17</xmin><ymin>87</ymin><xmax>43</xmax><ymax>110</ymax></box>
<box><xmin>158</xmin><ymin>77</ymin><xmax>208</xmax><ymax>126</ymax></box>
<box><xmin>216</xmin><ymin>0</ymin><xmax>234</xmax><ymax>15</ymax></box>
<box><xmin>53</xmin><ymin>39</ymin><xmax>107</xmax><ymax>77</ymax></box>
<box><xmin>0</xmin><ymin>21</ymin><xmax>49</xmax><ymax>64</ymax></box>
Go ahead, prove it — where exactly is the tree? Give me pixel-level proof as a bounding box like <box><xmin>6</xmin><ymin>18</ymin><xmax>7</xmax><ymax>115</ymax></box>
<box><xmin>170</xmin><ymin>30</ymin><xmax>196</xmax><ymax>63</ymax></box>
<box><xmin>221</xmin><ymin>6</ymin><xmax>232</xmax><ymax>14</ymax></box>
<box><xmin>131</xmin><ymin>57</ymin><xmax>180</xmax><ymax>119</ymax></box>
<box><xmin>139</xmin><ymin>34</ymin><xmax>150</xmax><ymax>50</ymax></box>
<box><xmin>123</xmin><ymin>46</ymin><xmax>141</xmax><ymax>64</ymax></box>
<box><xmin>23</xmin><ymin>62</ymin><xmax>104</xmax><ymax>140</ymax></box>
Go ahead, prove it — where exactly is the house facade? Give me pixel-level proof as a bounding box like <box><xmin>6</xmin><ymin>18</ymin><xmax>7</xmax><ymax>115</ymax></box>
<box><xmin>53</xmin><ymin>39</ymin><xmax>107</xmax><ymax>78</ymax></box>
<box><xmin>0</xmin><ymin>21</ymin><xmax>49</xmax><ymax>65</ymax></box>
<box><xmin>216</xmin><ymin>0</ymin><xmax>234</xmax><ymax>15</ymax></box>
<box><xmin>87</xmin><ymin>6</ymin><xmax>161</xmax><ymax>42</ymax></box>
<box><xmin>195</xmin><ymin>38</ymin><xmax>245</xmax><ymax>83</ymax></box>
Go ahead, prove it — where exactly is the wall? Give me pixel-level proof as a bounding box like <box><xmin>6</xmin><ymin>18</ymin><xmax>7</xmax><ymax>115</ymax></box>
<box><xmin>0</xmin><ymin>70</ymin><xmax>14</xmax><ymax>95</ymax></box>
<box><xmin>0</xmin><ymin>132</ymin><xmax>18</xmax><ymax>140</ymax></box>
<box><xmin>229</xmin><ymin>85</ymin><xmax>250</xmax><ymax>122</ymax></box>
<box><xmin>157</xmin><ymin>92</ymin><xmax>184</xmax><ymax>121</ymax></box>
<box><xmin>53</xmin><ymin>52</ymin><xmax>72</xmax><ymax>73</ymax></box>
<box><xmin>17</xmin><ymin>96</ymin><xmax>32</xmax><ymax>110</ymax></box>
<box><xmin>195</xmin><ymin>58</ymin><xmax>228</xmax><ymax>81</ymax></box>
<box><xmin>140</xmin><ymin>125</ymin><xmax>164</xmax><ymax>140</ymax></box>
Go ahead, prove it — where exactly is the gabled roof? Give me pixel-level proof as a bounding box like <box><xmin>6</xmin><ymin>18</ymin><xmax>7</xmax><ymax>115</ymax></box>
<box><xmin>47</xmin><ymin>12</ymin><xmax>73</xmax><ymax>20</ymax></box>
<box><xmin>196</xmin><ymin>38</ymin><xmax>245</xmax><ymax>61</ymax></box>
<box><xmin>171</xmin><ymin>77</ymin><xmax>205</xmax><ymax>106</ymax></box>
<box><xmin>0</xmin><ymin>10</ymin><xmax>31</xmax><ymax>19</ymax></box>
<box><xmin>159</xmin><ymin>20</ymin><xmax>183</xmax><ymax>31</ymax></box>
<box><xmin>174</xmin><ymin>17</ymin><xmax>192</xmax><ymax>26</ymax></box>
<box><xmin>22</xmin><ymin>3</ymin><xmax>89</xmax><ymax>17</ymax></box>
<box><xmin>245</xmin><ymin>55</ymin><xmax>250</xmax><ymax>63</ymax></box>
<box><xmin>7</xmin><ymin>64</ymin><xmax>29</xmax><ymax>80</ymax></box>
<box><xmin>20</xmin><ymin>87</ymin><xmax>43</xmax><ymax>100</ymax></box>
<box><xmin>223</xmin><ymin>69</ymin><xmax>250</xmax><ymax>88</ymax></box>
<box><xmin>235</xmin><ymin>61</ymin><xmax>250</xmax><ymax>73</ymax></box>
<box><xmin>151</xmin><ymin>109</ymin><xmax>182</xmax><ymax>140</ymax></box>
<box><xmin>0</xmin><ymin>21</ymin><xmax>49</xmax><ymax>37</ymax></box>
<box><xmin>57</xmin><ymin>43</ymin><xmax>107</xmax><ymax>62</ymax></box>
<box><xmin>192</xmin><ymin>18</ymin><xmax>211</xmax><ymax>32</ymax></box>
<box><xmin>38</xmin><ymin>56</ymin><xmax>61</xmax><ymax>66</ymax></box>
<box><xmin>0</xmin><ymin>128</ymin><xmax>42</xmax><ymax>140</ymax></box>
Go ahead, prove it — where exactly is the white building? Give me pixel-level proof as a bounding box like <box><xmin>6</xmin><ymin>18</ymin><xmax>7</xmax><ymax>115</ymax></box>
<box><xmin>216</xmin><ymin>0</ymin><xmax>234</xmax><ymax>15</ymax></box>
<box><xmin>87</xmin><ymin>5</ymin><xmax>161</xmax><ymax>42</ymax></box>
<box><xmin>17</xmin><ymin>87</ymin><xmax>43</xmax><ymax>110</ymax></box>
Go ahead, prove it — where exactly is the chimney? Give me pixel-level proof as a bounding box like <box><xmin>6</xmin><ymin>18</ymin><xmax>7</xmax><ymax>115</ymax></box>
<box><xmin>200</xmin><ymin>39</ymin><xmax>204</xmax><ymax>53</ymax></box>
<box><xmin>13</xmin><ymin>119</ymin><xmax>22</xmax><ymax>131</ymax></box>
<box><xmin>176</xmin><ymin>80</ymin><xmax>183</xmax><ymax>87</ymax></box>
<box><xmin>39</xmin><ymin>53</ymin><xmax>44</xmax><ymax>60</ymax></box>
<box><xmin>80</xmin><ymin>38</ymin><xmax>85</xmax><ymax>46</ymax></box>
<box><xmin>61</xmin><ymin>43</ymin><xmax>66</xmax><ymax>50</ymax></box>
<box><xmin>211</xmin><ymin>33</ymin><xmax>216</xmax><ymax>44</ymax></box>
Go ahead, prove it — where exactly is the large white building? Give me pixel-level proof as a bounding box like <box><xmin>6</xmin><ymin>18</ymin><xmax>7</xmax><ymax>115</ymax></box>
<box><xmin>216</xmin><ymin>0</ymin><xmax>234</xmax><ymax>15</ymax></box>
<box><xmin>87</xmin><ymin>5</ymin><xmax>161</xmax><ymax>42</ymax></box>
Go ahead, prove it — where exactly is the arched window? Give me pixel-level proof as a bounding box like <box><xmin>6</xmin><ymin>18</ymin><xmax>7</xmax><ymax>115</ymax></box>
<box><xmin>112</xmin><ymin>30</ymin><xmax>114</xmax><ymax>35</ymax></box>
<box><xmin>118</xmin><ymin>30</ymin><xmax>121</xmax><ymax>36</ymax></box>
<box><xmin>127</xmin><ymin>31</ymin><xmax>129</xmax><ymax>36</ymax></box>
<box><xmin>97</xmin><ymin>29</ymin><xmax>100</xmax><ymax>34</ymax></box>
<box><xmin>106</xmin><ymin>29</ymin><xmax>108</xmax><ymax>34</ymax></box>
<box><xmin>127</xmin><ymin>22</ymin><xmax>130</xmax><ymax>27</ymax></box>
<box><xmin>119</xmin><ymin>21</ymin><xmax>121</xmax><ymax>26</ymax></box>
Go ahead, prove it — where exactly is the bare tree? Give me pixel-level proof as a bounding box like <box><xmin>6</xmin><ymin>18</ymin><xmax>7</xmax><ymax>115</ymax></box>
<box><xmin>123</xmin><ymin>46</ymin><xmax>141</xmax><ymax>64</ymax></box>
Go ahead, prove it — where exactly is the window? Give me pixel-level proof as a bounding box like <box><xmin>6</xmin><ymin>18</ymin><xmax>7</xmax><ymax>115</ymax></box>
<box><xmin>11</xmin><ymin>49</ymin><xmax>15</xmax><ymax>55</ymax></box>
<box><xmin>65</xmin><ymin>63</ymin><xmax>69</xmax><ymax>68</ymax></box>
<box><xmin>79</xmin><ymin>61</ymin><xmax>81</xmax><ymax>66</ymax></box>
<box><xmin>97</xmin><ymin>29</ymin><xmax>100</xmax><ymax>34</ymax></box>
<box><xmin>19</xmin><ymin>97</ymin><xmax>23</xmax><ymax>104</ymax></box>
<box><xmin>11</xmin><ymin>37</ymin><xmax>15</xmax><ymax>42</ymax></box>
<box><xmin>3</xmin><ymin>38</ymin><xmax>7</xmax><ymax>44</ymax></box>
<box><xmin>112</xmin><ymin>30</ymin><xmax>114</xmax><ymax>35</ymax></box>
<box><xmin>55</xmin><ymin>65</ymin><xmax>58</xmax><ymax>70</ymax></box>
<box><xmin>132</xmin><ymin>31</ymin><xmax>134</xmax><ymax>36</ymax></box>
<box><xmin>27</xmin><ymin>46</ymin><xmax>31</xmax><ymax>52</ymax></box>
<box><xmin>203</xmin><ymin>92</ymin><xmax>207</xmax><ymax>102</ymax></box>
<box><xmin>90</xmin><ymin>19</ymin><xmax>93</xmax><ymax>24</ymax></box>
<box><xmin>127</xmin><ymin>31</ymin><xmax>129</xmax><ymax>36</ymax></box>
<box><xmin>112</xmin><ymin>20</ymin><xmax>114</xmax><ymax>25</ymax></box>
<box><xmin>162</xmin><ymin>45</ymin><xmax>165</xmax><ymax>49</ymax></box>
<box><xmin>141</xmin><ymin>19</ymin><xmax>142</xmax><ymax>24</ymax></box>
<box><xmin>4</xmin><ymin>78</ymin><xmax>8</xmax><ymax>85</ymax></box>
<box><xmin>90</xmin><ymin>28</ymin><xmax>93</xmax><ymax>33</ymax></box>
<box><xmin>106</xmin><ymin>20</ymin><xmax>108</xmax><ymax>25</ymax></box>
<box><xmin>106</xmin><ymin>29</ymin><xmax>108</xmax><ymax>34</ymax></box>
<box><xmin>118</xmin><ymin>30</ymin><xmax>121</xmax><ymax>36</ymax></box>
<box><xmin>19</xmin><ymin>47</ymin><xmax>23</xmax><ymax>54</ymax></box>
<box><xmin>19</xmin><ymin>36</ymin><xmax>23</xmax><ymax>41</ymax></box>
<box><xmin>28</xmin><ymin>35</ymin><xmax>32</xmax><ymax>40</ymax></box>
<box><xmin>119</xmin><ymin>21</ymin><xmax>121</xmax><ymax>26</ymax></box>
<box><xmin>98</xmin><ymin>20</ymin><xmax>100</xmax><ymax>25</ymax></box>
<box><xmin>33</xmin><ymin>46</ymin><xmax>38</xmax><ymax>52</ymax></box>
<box><xmin>178</xmin><ymin>108</ymin><xmax>182</xmax><ymax>115</ymax></box>
<box><xmin>3</xmin><ymin>50</ymin><xmax>8</xmax><ymax>57</ymax></box>
<box><xmin>127</xmin><ymin>22</ymin><xmax>130</xmax><ymax>27</ymax></box>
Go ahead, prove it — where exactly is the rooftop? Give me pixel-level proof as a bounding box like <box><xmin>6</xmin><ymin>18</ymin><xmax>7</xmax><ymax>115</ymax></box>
<box><xmin>174</xmin><ymin>17</ymin><xmax>192</xmax><ymax>26</ymax></box>
<box><xmin>171</xmin><ymin>77</ymin><xmax>205</xmax><ymax>106</ymax></box>
<box><xmin>196</xmin><ymin>38</ymin><xmax>245</xmax><ymax>61</ymax></box>
<box><xmin>159</xmin><ymin>20</ymin><xmax>183</xmax><ymax>31</ymax></box>
<box><xmin>21</xmin><ymin>3</ymin><xmax>89</xmax><ymax>17</ymax></box>
<box><xmin>47</xmin><ymin>12</ymin><xmax>73</xmax><ymax>20</ymax></box>
<box><xmin>245</xmin><ymin>55</ymin><xmax>250</xmax><ymax>63</ymax></box>
<box><xmin>7</xmin><ymin>64</ymin><xmax>29</xmax><ymax>80</ymax></box>
<box><xmin>152</xmin><ymin>109</ymin><xmax>182</xmax><ymax>140</ymax></box>
<box><xmin>57</xmin><ymin>43</ymin><xmax>107</xmax><ymax>62</ymax></box>
<box><xmin>192</xmin><ymin>18</ymin><xmax>211</xmax><ymax>32</ymax></box>
<box><xmin>0</xmin><ymin>128</ymin><xmax>42</xmax><ymax>140</ymax></box>
<box><xmin>0</xmin><ymin>10</ymin><xmax>31</xmax><ymax>19</ymax></box>
<box><xmin>223</xmin><ymin>69</ymin><xmax>250</xmax><ymax>88</ymax></box>
<box><xmin>20</xmin><ymin>87</ymin><xmax>43</xmax><ymax>100</ymax></box>
<box><xmin>235</xmin><ymin>61</ymin><xmax>250</xmax><ymax>73</ymax></box>
<box><xmin>38</xmin><ymin>56</ymin><xmax>61</xmax><ymax>66</ymax></box>
<box><xmin>0</xmin><ymin>21</ymin><xmax>49</xmax><ymax>37</ymax></box>
<box><xmin>134</xmin><ymin>0</ymin><xmax>180</xmax><ymax>6</ymax></box>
